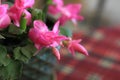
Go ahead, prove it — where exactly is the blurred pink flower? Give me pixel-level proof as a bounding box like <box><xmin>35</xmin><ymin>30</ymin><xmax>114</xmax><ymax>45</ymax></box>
<box><xmin>29</xmin><ymin>20</ymin><xmax>67</xmax><ymax>59</ymax></box>
<box><xmin>59</xmin><ymin>4</ymin><xmax>84</xmax><ymax>25</ymax></box>
<box><xmin>8</xmin><ymin>6</ymin><xmax>23</xmax><ymax>27</ymax></box>
<box><xmin>8</xmin><ymin>0</ymin><xmax>34</xmax><ymax>27</ymax></box>
<box><xmin>15</xmin><ymin>0</ymin><xmax>34</xmax><ymax>9</ymax></box>
<box><xmin>9</xmin><ymin>6</ymin><xmax>31</xmax><ymax>27</ymax></box>
<box><xmin>48</xmin><ymin>0</ymin><xmax>63</xmax><ymax>15</ymax></box>
<box><xmin>63</xmin><ymin>38</ymin><xmax>88</xmax><ymax>56</ymax></box>
<box><xmin>23</xmin><ymin>10</ymin><xmax>32</xmax><ymax>26</ymax></box>
<box><xmin>0</xmin><ymin>4</ymin><xmax>10</xmax><ymax>29</ymax></box>
<box><xmin>48</xmin><ymin>5</ymin><xmax>60</xmax><ymax>15</ymax></box>
<box><xmin>52</xmin><ymin>0</ymin><xmax>63</xmax><ymax>6</ymax></box>
<box><xmin>49</xmin><ymin>1</ymin><xmax>84</xmax><ymax>25</ymax></box>
<box><xmin>52</xmin><ymin>47</ymin><xmax>60</xmax><ymax>60</ymax></box>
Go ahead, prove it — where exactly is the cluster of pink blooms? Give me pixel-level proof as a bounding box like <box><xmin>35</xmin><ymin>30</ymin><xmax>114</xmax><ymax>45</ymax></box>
<box><xmin>0</xmin><ymin>3</ymin><xmax>10</xmax><ymax>28</ymax></box>
<box><xmin>48</xmin><ymin>0</ymin><xmax>84</xmax><ymax>25</ymax></box>
<box><xmin>0</xmin><ymin>0</ymin><xmax>88</xmax><ymax>60</ymax></box>
<box><xmin>8</xmin><ymin>0</ymin><xmax>34</xmax><ymax>27</ymax></box>
<box><xmin>0</xmin><ymin>0</ymin><xmax>34</xmax><ymax>28</ymax></box>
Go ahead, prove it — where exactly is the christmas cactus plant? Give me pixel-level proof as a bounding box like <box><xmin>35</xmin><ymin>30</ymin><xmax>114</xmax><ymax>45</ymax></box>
<box><xmin>0</xmin><ymin>0</ymin><xmax>88</xmax><ymax>80</ymax></box>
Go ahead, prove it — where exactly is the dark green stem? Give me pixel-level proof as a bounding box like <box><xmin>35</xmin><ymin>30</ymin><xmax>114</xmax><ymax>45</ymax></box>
<box><xmin>42</xmin><ymin>0</ymin><xmax>52</xmax><ymax>22</ymax></box>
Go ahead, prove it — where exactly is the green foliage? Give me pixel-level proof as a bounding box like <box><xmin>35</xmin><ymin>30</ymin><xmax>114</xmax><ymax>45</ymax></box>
<box><xmin>8</xmin><ymin>24</ymin><xmax>21</xmax><ymax>35</ymax></box>
<box><xmin>0</xmin><ymin>60</ymin><xmax>22</xmax><ymax>80</ymax></box>
<box><xmin>13</xmin><ymin>45</ymin><xmax>36</xmax><ymax>63</ymax></box>
<box><xmin>29</xmin><ymin>8</ymin><xmax>45</xmax><ymax>21</ymax></box>
<box><xmin>14</xmin><ymin>47</ymin><xmax>29</xmax><ymax>63</ymax></box>
<box><xmin>9</xmin><ymin>15</ymin><xmax>27</xmax><ymax>34</ymax></box>
<box><xmin>60</xmin><ymin>27</ymin><xmax>72</xmax><ymax>37</ymax></box>
<box><xmin>0</xmin><ymin>45</ymin><xmax>11</xmax><ymax>66</ymax></box>
<box><xmin>20</xmin><ymin>15</ymin><xmax>27</xmax><ymax>33</ymax></box>
<box><xmin>0</xmin><ymin>34</ymin><xmax>5</xmax><ymax>39</ymax></box>
<box><xmin>6</xmin><ymin>0</ymin><xmax>14</xmax><ymax>3</ymax></box>
<box><xmin>21</xmin><ymin>44</ymin><xmax>36</xmax><ymax>58</ymax></box>
<box><xmin>47</xmin><ymin>0</ymin><xmax>53</xmax><ymax>5</ymax></box>
<box><xmin>0</xmin><ymin>45</ymin><xmax>22</xmax><ymax>80</ymax></box>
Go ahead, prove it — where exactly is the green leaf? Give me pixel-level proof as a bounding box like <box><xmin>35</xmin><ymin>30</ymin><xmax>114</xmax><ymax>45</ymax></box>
<box><xmin>60</xmin><ymin>27</ymin><xmax>72</xmax><ymax>37</ymax></box>
<box><xmin>0</xmin><ymin>60</ymin><xmax>22</xmax><ymax>80</ymax></box>
<box><xmin>2</xmin><ymin>2</ymin><xmax>13</xmax><ymax>6</ymax></box>
<box><xmin>13</xmin><ymin>47</ymin><xmax>29</xmax><ymax>63</ymax></box>
<box><xmin>21</xmin><ymin>44</ymin><xmax>36</xmax><ymax>59</ymax></box>
<box><xmin>0</xmin><ymin>34</ymin><xmax>5</xmax><ymax>39</ymax></box>
<box><xmin>20</xmin><ymin>14</ymin><xmax>27</xmax><ymax>33</ymax></box>
<box><xmin>13</xmin><ymin>45</ymin><xmax>36</xmax><ymax>63</ymax></box>
<box><xmin>47</xmin><ymin>0</ymin><xmax>52</xmax><ymax>5</ymax></box>
<box><xmin>0</xmin><ymin>45</ymin><xmax>11</xmax><ymax>66</ymax></box>
<box><xmin>8</xmin><ymin>24</ymin><xmax>21</xmax><ymax>35</ymax></box>
<box><xmin>30</xmin><ymin>8</ymin><xmax>44</xmax><ymax>21</ymax></box>
<box><xmin>4</xmin><ymin>1</ymin><xmax>14</xmax><ymax>4</ymax></box>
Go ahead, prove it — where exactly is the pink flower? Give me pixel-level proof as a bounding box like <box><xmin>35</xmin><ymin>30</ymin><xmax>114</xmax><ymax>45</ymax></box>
<box><xmin>52</xmin><ymin>0</ymin><xmax>63</xmax><ymax>6</ymax></box>
<box><xmin>15</xmin><ymin>0</ymin><xmax>35</xmax><ymax>9</ymax></box>
<box><xmin>49</xmin><ymin>1</ymin><xmax>84</xmax><ymax>25</ymax></box>
<box><xmin>8</xmin><ymin>6</ymin><xmax>23</xmax><ymax>27</ymax></box>
<box><xmin>48</xmin><ymin>5</ymin><xmax>60</xmax><ymax>15</ymax></box>
<box><xmin>59</xmin><ymin>4</ymin><xmax>84</xmax><ymax>25</ymax></box>
<box><xmin>8</xmin><ymin>0</ymin><xmax>33</xmax><ymax>27</ymax></box>
<box><xmin>0</xmin><ymin>4</ymin><xmax>10</xmax><ymax>29</ymax></box>
<box><xmin>8</xmin><ymin>0</ymin><xmax>34</xmax><ymax>27</ymax></box>
<box><xmin>23</xmin><ymin>10</ymin><xmax>32</xmax><ymax>26</ymax></box>
<box><xmin>9</xmin><ymin>6</ymin><xmax>31</xmax><ymax>27</ymax></box>
<box><xmin>63</xmin><ymin>38</ymin><xmax>88</xmax><ymax>56</ymax></box>
<box><xmin>29</xmin><ymin>20</ymin><xmax>67</xmax><ymax>59</ymax></box>
<box><xmin>48</xmin><ymin>0</ymin><xmax>63</xmax><ymax>15</ymax></box>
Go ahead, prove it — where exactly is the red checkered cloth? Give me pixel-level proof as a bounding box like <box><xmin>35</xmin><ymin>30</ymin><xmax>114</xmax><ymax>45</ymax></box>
<box><xmin>56</xmin><ymin>27</ymin><xmax>120</xmax><ymax>80</ymax></box>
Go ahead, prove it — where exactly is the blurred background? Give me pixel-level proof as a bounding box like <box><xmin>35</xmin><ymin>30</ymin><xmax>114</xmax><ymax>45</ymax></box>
<box><xmin>34</xmin><ymin>0</ymin><xmax>120</xmax><ymax>80</ymax></box>
<box><xmin>54</xmin><ymin>0</ymin><xmax>120</xmax><ymax>80</ymax></box>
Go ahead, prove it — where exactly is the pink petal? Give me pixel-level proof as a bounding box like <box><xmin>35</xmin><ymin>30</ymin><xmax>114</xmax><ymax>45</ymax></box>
<box><xmin>73</xmin><ymin>43</ymin><xmax>88</xmax><ymax>56</ymax></box>
<box><xmin>52</xmin><ymin>20</ymin><xmax>60</xmax><ymax>33</ymax></box>
<box><xmin>59</xmin><ymin>7</ymin><xmax>71</xmax><ymax>17</ymax></box>
<box><xmin>0</xmin><ymin>14</ymin><xmax>10</xmax><ymax>29</ymax></box>
<box><xmin>15</xmin><ymin>0</ymin><xmax>34</xmax><ymax>9</ymax></box>
<box><xmin>48</xmin><ymin>5</ymin><xmax>60</xmax><ymax>15</ymax></box>
<box><xmin>65</xmin><ymin>4</ymin><xmax>82</xmax><ymax>14</ymax></box>
<box><xmin>0</xmin><ymin>4</ymin><xmax>8</xmax><ymax>17</ymax></box>
<box><xmin>72</xmin><ymin>39</ymin><xmax>82</xmax><ymax>43</ymax></box>
<box><xmin>52</xmin><ymin>47</ymin><xmax>60</xmax><ymax>60</ymax></box>
<box><xmin>68</xmin><ymin>45</ymin><xmax>75</xmax><ymax>56</ymax></box>
<box><xmin>53</xmin><ymin>0</ymin><xmax>64</xmax><ymax>6</ymax></box>
<box><xmin>28</xmin><ymin>28</ymin><xmax>39</xmax><ymax>43</ymax></box>
<box><xmin>34</xmin><ymin>20</ymin><xmax>48</xmax><ymax>32</ymax></box>
<box><xmin>8</xmin><ymin>6</ymin><xmax>23</xmax><ymax>27</ymax></box>
<box><xmin>0</xmin><ymin>4</ymin><xmax>10</xmax><ymax>28</ymax></box>
<box><xmin>59</xmin><ymin>16</ymin><xmax>68</xmax><ymax>25</ymax></box>
<box><xmin>15</xmin><ymin>0</ymin><xmax>24</xmax><ymax>9</ymax></box>
<box><xmin>23</xmin><ymin>10</ymin><xmax>32</xmax><ymax>25</ymax></box>
<box><xmin>54</xmin><ymin>35</ymin><xmax>68</xmax><ymax>42</ymax></box>
<box><xmin>24</xmin><ymin>0</ymin><xmax>35</xmax><ymax>8</ymax></box>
